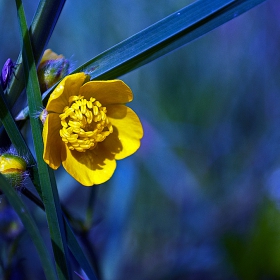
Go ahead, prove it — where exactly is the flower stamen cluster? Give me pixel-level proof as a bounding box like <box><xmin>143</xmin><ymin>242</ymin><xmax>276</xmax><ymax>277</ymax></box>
<box><xmin>59</xmin><ymin>95</ymin><xmax>113</xmax><ymax>152</ymax></box>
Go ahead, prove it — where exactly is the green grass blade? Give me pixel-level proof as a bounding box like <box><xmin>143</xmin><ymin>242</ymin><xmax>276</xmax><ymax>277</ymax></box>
<box><xmin>6</xmin><ymin>0</ymin><xmax>66</xmax><ymax>108</ymax></box>
<box><xmin>0</xmin><ymin>174</ymin><xmax>57</xmax><ymax>280</ymax></box>
<box><xmin>22</xmin><ymin>187</ymin><xmax>98</xmax><ymax>280</ymax></box>
<box><xmin>0</xmin><ymin>88</ymin><xmax>98</xmax><ymax>280</ymax></box>
<box><xmin>64</xmin><ymin>219</ymin><xmax>99</xmax><ymax>280</ymax></box>
<box><xmin>23</xmin><ymin>0</ymin><xmax>66</xmax><ymax>64</ymax></box>
<box><xmin>11</xmin><ymin>0</ymin><xmax>268</xmax><ymax>124</ymax></box>
<box><xmin>36</xmin><ymin>0</ymin><xmax>266</xmax><ymax>106</ymax></box>
<box><xmin>15</xmin><ymin>0</ymin><xmax>72</xmax><ymax>279</ymax></box>
<box><xmin>74</xmin><ymin>0</ymin><xmax>267</xmax><ymax>80</ymax></box>
<box><xmin>0</xmin><ymin>68</ymin><xmax>98</xmax><ymax>280</ymax></box>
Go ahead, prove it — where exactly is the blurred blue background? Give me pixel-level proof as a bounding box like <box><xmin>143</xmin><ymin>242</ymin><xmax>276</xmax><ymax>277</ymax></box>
<box><xmin>1</xmin><ymin>0</ymin><xmax>280</xmax><ymax>279</ymax></box>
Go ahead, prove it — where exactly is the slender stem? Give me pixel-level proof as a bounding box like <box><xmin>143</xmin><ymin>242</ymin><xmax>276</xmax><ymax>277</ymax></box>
<box><xmin>0</xmin><ymin>173</ymin><xmax>57</xmax><ymax>280</ymax></box>
<box><xmin>20</xmin><ymin>186</ymin><xmax>99</xmax><ymax>280</ymax></box>
<box><xmin>0</xmin><ymin>63</ymin><xmax>98</xmax><ymax>280</ymax></box>
<box><xmin>80</xmin><ymin>232</ymin><xmax>102</xmax><ymax>280</ymax></box>
<box><xmin>7</xmin><ymin>0</ymin><xmax>66</xmax><ymax>108</ymax></box>
<box><xmin>20</xmin><ymin>186</ymin><xmax>45</xmax><ymax>210</ymax></box>
<box><xmin>4</xmin><ymin>234</ymin><xmax>23</xmax><ymax>280</ymax></box>
<box><xmin>16</xmin><ymin>0</ymin><xmax>72</xmax><ymax>278</ymax></box>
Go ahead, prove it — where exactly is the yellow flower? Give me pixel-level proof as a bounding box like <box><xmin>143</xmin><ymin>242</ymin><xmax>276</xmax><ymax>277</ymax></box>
<box><xmin>42</xmin><ymin>72</ymin><xmax>143</xmax><ymax>186</ymax></box>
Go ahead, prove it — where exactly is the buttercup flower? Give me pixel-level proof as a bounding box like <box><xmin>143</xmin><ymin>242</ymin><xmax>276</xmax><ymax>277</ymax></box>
<box><xmin>42</xmin><ymin>72</ymin><xmax>143</xmax><ymax>186</ymax></box>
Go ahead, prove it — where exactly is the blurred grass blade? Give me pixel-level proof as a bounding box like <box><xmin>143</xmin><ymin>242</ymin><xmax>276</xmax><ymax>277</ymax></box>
<box><xmin>0</xmin><ymin>88</ymin><xmax>98</xmax><ymax>280</ymax></box>
<box><xmin>21</xmin><ymin>187</ymin><xmax>99</xmax><ymax>280</ymax></box>
<box><xmin>65</xmin><ymin>219</ymin><xmax>99</xmax><ymax>280</ymax></box>
<box><xmin>15</xmin><ymin>0</ymin><xmax>72</xmax><ymax>279</ymax></box>
<box><xmin>74</xmin><ymin>0</ymin><xmax>266</xmax><ymax>80</ymax></box>
<box><xmin>0</xmin><ymin>71</ymin><xmax>98</xmax><ymax>280</ymax></box>
<box><xmin>6</xmin><ymin>0</ymin><xmax>66</xmax><ymax>108</ymax></box>
<box><xmin>0</xmin><ymin>174</ymin><xmax>57</xmax><ymax>280</ymax></box>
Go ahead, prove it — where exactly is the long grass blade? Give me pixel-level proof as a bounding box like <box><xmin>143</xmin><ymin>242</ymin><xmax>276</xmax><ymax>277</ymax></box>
<box><xmin>74</xmin><ymin>0</ymin><xmax>267</xmax><ymax>80</ymax></box>
<box><xmin>0</xmin><ymin>63</ymin><xmax>98</xmax><ymax>280</ymax></box>
<box><xmin>6</xmin><ymin>0</ymin><xmax>66</xmax><ymax>108</ymax></box>
<box><xmin>0</xmin><ymin>174</ymin><xmax>57</xmax><ymax>280</ymax></box>
<box><xmin>65</xmin><ymin>219</ymin><xmax>99</xmax><ymax>280</ymax></box>
<box><xmin>37</xmin><ymin>0</ymin><xmax>267</xmax><ymax>106</ymax></box>
<box><xmin>15</xmin><ymin>0</ymin><xmax>72</xmax><ymax>278</ymax></box>
<box><xmin>21</xmin><ymin>188</ymin><xmax>99</xmax><ymax>280</ymax></box>
<box><xmin>0</xmin><ymin>89</ymin><xmax>98</xmax><ymax>279</ymax></box>
<box><xmin>11</xmin><ymin>0</ymin><xmax>268</xmax><ymax>125</ymax></box>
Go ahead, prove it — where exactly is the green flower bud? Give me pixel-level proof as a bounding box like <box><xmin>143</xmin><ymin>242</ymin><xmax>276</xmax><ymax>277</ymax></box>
<box><xmin>0</xmin><ymin>153</ymin><xmax>27</xmax><ymax>188</ymax></box>
<box><xmin>37</xmin><ymin>49</ymin><xmax>70</xmax><ymax>92</ymax></box>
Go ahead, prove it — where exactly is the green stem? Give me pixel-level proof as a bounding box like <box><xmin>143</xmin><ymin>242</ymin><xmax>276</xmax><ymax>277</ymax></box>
<box><xmin>21</xmin><ymin>187</ymin><xmax>99</xmax><ymax>280</ymax></box>
<box><xmin>7</xmin><ymin>0</ymin><xmax>66</xmax><ymax>108</ymax></box>
<box><xmin>15</xmin><ymin>0</ymin><xmax>72</xmax><ymax>278</ymax></box>
<box><xmin>0</xmin><ymin>174</ymin><xmax>57</xmax><ymax>280</ymax></box>
<box><xmin>0</xmin><ymin>56</ymin><xmax>98</xmax><ymax>280</ymax></box>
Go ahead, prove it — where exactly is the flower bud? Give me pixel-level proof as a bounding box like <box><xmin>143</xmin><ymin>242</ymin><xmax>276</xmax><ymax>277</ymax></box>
<box><xmin>37</xmin><ymin>49</ymin><xmax>70</xmax><ymax>92</ymax></box>
<box><xmin>0</xmin><ymin>153</ymin><xmax>27</xmax><ymax>188</ymax></box>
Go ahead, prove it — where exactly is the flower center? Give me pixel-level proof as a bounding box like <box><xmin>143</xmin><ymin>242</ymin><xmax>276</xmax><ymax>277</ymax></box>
<box><xmin>59</xmin><ymin>95</ymin><xmax>113</xmax><ymax>152</ymax></box>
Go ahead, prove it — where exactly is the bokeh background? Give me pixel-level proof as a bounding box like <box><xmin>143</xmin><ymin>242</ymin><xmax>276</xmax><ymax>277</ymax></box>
<box><xmin>1</xmin><ymin>0</ymin><xmax>280</xmax><ymax>279</ymax></box>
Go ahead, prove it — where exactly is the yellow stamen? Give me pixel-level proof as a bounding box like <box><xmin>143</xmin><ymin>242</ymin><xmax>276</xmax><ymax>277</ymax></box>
<box><xmin>59</xmin><ymin>96</ymin><xmax>113</xmax><ymax>152</ymax></box>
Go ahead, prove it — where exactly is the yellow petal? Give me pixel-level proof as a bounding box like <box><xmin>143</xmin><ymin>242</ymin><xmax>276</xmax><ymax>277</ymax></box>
<box><xmin>46</xmin><ymin>73</ymin><xmax>89</xmax><ymax>113</ymax></box>
<box><xmin>103</xmin><ymin>105</ymin><xmax>143</xmax><ymax>160</ymax></box>
<box><xmin>42</xmin><ymin>113</ymin><xmax>62</xmax><ymax>169</ymax></box>
<box><xmin>61</xmin><ymin>144</ymin><xmax>116</xmax><ymax>186</ymax></box>
<box><xmin>79</xmin><ymin>80</ymin><xmax>133</xmax><ymax>105</ymax></box>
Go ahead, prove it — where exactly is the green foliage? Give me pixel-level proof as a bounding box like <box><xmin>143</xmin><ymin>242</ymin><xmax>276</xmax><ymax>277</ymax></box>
<box><xmin>0</xmin><ymin>173</ymin><xmax>57</xmax><ymax>280</ymax></box>
<box><xmin>225</xmin><ymin>201</ymin><xmax>280</xmax><ymax>279</ymax></box>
